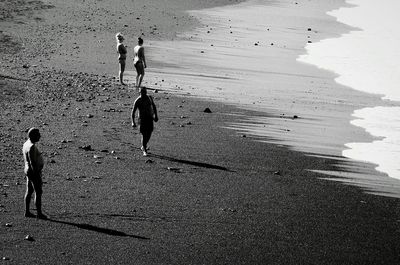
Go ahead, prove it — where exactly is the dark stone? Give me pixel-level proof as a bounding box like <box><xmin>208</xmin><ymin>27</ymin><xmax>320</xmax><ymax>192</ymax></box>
<box><xmin>80</xmin><ymin>145</ymin><xmax>93</xmax><ymax>151</ymax></box>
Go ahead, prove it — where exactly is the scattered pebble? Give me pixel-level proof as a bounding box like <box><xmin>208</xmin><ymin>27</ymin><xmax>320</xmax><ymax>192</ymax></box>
<box><xmin>221</xmin><ymin>208</ymin><xmax>237</xmax><ymax>213</ymax></box>
<box><xmin>167</xmin><ymin>167</ymin><xmax>181</xmax><ymax>172</ymax></box>
<box><xmin>80</xmin><ymin>145</ymin><xmax>93</xmax><ymax>151</ymax></box>
<box><xmin>24</xmin><ymin>235</ymin><xmax>34</xmax><ymax>241</ymax></box>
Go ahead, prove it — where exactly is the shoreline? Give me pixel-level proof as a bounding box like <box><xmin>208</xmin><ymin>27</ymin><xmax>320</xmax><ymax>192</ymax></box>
<box><xmin>299</xmin><ymin>0</ymin><xmax>400</xmax><ymax>181</ymax></box>
<box><xmin>144</xmin><ymin>0</ymin><xmax>400</xmax><ymax>196</ymax></box>
<box><xmin>1</xmin><ymin>0</ymin><xmax>400</xmax><ymax>264</ymax></box>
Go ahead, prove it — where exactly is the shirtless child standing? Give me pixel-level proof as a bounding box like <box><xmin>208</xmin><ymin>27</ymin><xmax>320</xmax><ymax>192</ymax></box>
<box><xmin>22</xmin><ymin>128</ymin><xmax>47</xmax><ymax>219</ymax></box>
<box><xmin>131</xmin><ymin>87</ymin><xmax>158</xmax><ymax>156</ymax></box>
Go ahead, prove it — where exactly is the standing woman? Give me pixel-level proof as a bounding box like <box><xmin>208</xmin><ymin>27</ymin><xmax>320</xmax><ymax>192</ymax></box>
<box><xmin>133</xmin><ymin>37</ymin><xmax>147</xmax><ymax>88</ymax></box>
<box><xmin>116</xmin><ymin>32</ymin><xmax>127</xmax><ymax>85</ymax></box>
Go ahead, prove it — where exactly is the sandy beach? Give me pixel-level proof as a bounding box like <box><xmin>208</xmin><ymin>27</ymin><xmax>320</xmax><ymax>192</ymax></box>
<box><xmin>1</xmin><ymin>0</ymin><xmax>400</xmax><ymax>264</ymax></box>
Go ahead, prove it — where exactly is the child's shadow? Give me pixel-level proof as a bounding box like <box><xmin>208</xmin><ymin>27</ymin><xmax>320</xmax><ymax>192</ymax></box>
<box><xmin>47</xmin><ymin>218</ymin><xmax>150</xmax><ymax>240</ymax></box>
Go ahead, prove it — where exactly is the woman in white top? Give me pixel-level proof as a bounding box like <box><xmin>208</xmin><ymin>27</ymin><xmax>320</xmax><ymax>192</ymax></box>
<box><xmin>133</xmin><ymin>37</ymin><xmax>147</xmax><ymax>88</ymax></box>
<box><xmin>116</xmin><ymin>32</ymin><xmax>127</xmax><ymax>85</ymax></box>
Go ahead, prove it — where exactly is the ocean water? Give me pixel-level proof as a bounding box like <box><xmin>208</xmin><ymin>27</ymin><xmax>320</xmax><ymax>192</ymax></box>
<box><xmin>298</xmin><ymin>0</ymin><xmax>400</xmax><ymax>180</ymax></box>
<box><xmin>139</xmin><ymin>0</ymin><xmax>400</xmax><ymax>196</ymax></box>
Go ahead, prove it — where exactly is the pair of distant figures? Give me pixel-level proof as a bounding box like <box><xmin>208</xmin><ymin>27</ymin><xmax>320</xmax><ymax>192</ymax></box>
<box><xmin>23</xmin><ymin>87</ymin><xmax>158</xmax><ymax>219</ymax></box>
<box><xmin>116</xmin><ymin>33</ymin><xmax>146</xmax><ymax>87</ymax></box>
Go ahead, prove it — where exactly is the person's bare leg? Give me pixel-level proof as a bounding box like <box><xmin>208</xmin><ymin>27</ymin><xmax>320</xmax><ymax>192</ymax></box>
<box><xmin>136</xmin><ymin>74</ymin><xmax>140</xmax><ymax>88</ymax></box>
<box><xmin>24</xmin><ymin>180</ymin><xmax>34</xmax><ymax>217</ymax></box>
<box><xmin>141</xmin><ymin>131</ymin><xmax>152</xmax><ymax>156</ymax></box>
<box><xmin>138</xmin><ymin>73</ymin><xmax>144</xmax><ymax>88</ymax></box>
<box><xmin>35</xmin><ymin>193</ymin><xmax>47</xmax><ymax>219</ymax></box>
<box><xmin>119</xmin><ymin>61</ymin><xmax>126</xmax><ymax>85</ymax></box>
<box><xmin>31</xmin><ymin>177</ymin><xmax>46</xmax><ymax>219</ymax></box>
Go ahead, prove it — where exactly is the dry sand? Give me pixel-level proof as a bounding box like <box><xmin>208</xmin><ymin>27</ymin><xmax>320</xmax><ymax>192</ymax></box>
<box><xmin>1</xmin><ymin>0</ymin><xmax>400</xmax><ymax>264</ymax></box>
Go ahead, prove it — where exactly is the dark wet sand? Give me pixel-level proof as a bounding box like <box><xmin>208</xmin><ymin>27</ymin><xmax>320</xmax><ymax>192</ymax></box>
<box><xmin>1</xmin><ymin>0</ymin><xmax>399</xmax><ymax>264</ymax></box>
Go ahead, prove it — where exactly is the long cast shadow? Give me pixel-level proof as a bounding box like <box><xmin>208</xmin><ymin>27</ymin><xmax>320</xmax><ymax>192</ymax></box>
<box><xmin>47</xmin><ymin>219</ymin><xmax>150</xmax><ymax>240</ymax></box>
<box><xmin>149</xmin><ymin>153</ymin><xmax>232</xmax><ymax>172</ymax></box>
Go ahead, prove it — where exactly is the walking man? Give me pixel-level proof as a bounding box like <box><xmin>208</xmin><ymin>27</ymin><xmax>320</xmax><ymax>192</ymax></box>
<box><xmin>131</xmin><ymin>87</ymin><xmax>158</xmax><ymax>156</ymax></box>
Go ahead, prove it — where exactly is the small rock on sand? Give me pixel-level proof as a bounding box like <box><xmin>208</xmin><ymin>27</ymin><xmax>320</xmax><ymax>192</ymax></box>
<box><xmin>80</xmin><ymin>145</ymin><xmax>93</xmax><ymax>151</ymax></box>
<box><xmin>167</xmin><ymin>167</ymin><xmax>181</xmax><ymax>172</ymax></box>
<box><xmin>24</xmin><ymin>235</ymin><xmax>34</xmax><ymax>241</ymax></box>
<box><xmin>203</xmin><ymin>108</ymin><xmax>212</xmax><ymax>113</ymax></box>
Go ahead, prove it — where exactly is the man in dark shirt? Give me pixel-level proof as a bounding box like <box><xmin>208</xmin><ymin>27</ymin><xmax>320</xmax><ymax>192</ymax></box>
<box><xmin>131</xmin><ymin>87</ymin><xmax>158</xmax><ymax>156</ymax></box>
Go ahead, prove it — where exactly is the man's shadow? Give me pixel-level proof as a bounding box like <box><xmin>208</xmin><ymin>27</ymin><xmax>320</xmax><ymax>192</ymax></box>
<box><xmin>47</xmin><ymin>218</ymin><xmax>150</xmax><ymax>240</ymax></box>
<box><xmin>149</xmin><ymin>153</ymin><xmax>232</xmax><ymax>172</ymax></box>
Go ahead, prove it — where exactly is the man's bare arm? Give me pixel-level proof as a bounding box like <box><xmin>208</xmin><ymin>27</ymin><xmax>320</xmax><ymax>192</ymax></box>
<box><xmin>27</xmin><ymin>147</ymin><xmax>39</xmax><ymax>174</ymax></box>
<box><xmin>139</xmin><ymin>47</ymin><xmax>146</xmax><ymax>68</ymax></box>
<box><xmin>151</xmin><ymin>96</ymin><xmax>158</xmax><ymax>122</ymax></box>
<box><xmin>131</xmin><ymin>102</ymin><xmax>138</xmax><ymax>127</ymax></box>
